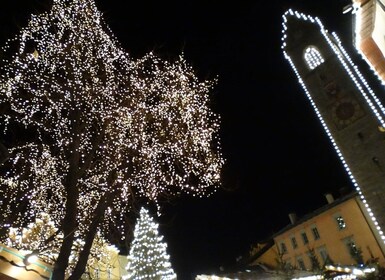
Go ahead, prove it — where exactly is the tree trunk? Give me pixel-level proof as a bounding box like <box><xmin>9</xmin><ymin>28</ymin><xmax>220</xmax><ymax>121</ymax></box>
<box><xmin>51</xmin><ymin>179</ymin><xmax>79</xmax><ymax>280</ymax></box>
<box><xmin>52</xmin><ymin>121</ymin><xmax>81</xmax><ymax>280</ymax></box>
<box><xmin>68</xmin><ymin>193</ymin><xmax>110</xmax><ymax>280</ymax></box>
<box><xmin>51</xmin><ymin>223</ymin><xmax>76</xmax><ymax>280</ymax></box>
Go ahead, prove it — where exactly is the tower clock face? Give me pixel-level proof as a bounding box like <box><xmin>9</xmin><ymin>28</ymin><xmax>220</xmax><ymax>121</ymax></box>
<box><xmin>332</xmin><ymin>97</ymin><xmax>365</xmax><ymax>129</ymax></box>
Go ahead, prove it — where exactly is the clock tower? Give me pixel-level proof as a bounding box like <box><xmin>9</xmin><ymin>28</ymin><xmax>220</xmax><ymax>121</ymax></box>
<box><xmin>282</xmin><ymin>9</ymin><xmax>385</xmax><ymax>250</ymax></box>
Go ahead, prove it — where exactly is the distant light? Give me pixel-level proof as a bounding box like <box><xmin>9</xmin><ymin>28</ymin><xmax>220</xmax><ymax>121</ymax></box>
<box><xmin>343</xmin><ymin>4</ymin><xmax>353</xmax><ymax>14</ymax></box>
<box><xmin>342</xmin><ymin>3</ymin><xmax>360</xmax><ymax>14</ymax></box>
<box><xmin>27</xmin><ymin>254</ymin><xmax>38</xmax><ymax>263</ymax></box>
<box><xmin>24</xmin><ymin>251</ymin><xmax>38</xmax><ymax>265</ymax></box>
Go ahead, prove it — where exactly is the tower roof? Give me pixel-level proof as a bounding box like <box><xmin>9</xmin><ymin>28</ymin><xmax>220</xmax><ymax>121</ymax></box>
<box><xmin>281</xmin><ymin>9</ymin><xmax>323</xmax><ymax>52</ymax></box>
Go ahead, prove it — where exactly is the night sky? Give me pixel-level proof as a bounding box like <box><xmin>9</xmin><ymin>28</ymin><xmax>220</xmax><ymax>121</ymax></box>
<box><xmin>2</xmin><ymin>0</ymin><xmax>384</xmax><ymax>279</ymax></box>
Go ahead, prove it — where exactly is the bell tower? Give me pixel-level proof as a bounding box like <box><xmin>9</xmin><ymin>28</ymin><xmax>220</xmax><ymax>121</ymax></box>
<box><xmin>282</xmin><ymin>9</ymin><xmax>385</xmax><ymax>248</ymax></box>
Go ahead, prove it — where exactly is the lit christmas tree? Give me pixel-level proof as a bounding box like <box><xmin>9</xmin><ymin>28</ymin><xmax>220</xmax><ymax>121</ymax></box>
<box><xmin>0</xmin><ymin>0</ymin><xmax>223</xmax><ymax>279</ymax></box>
<box><xmin>124</xmin><ymin>207</ymin><xmax>177</xmax><ymax>280</ymax></box>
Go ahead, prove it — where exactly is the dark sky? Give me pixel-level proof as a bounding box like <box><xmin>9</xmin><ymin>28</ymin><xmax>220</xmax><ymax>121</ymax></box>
<box><xmin>2</xmin><ymin>0</ymin><xmax>383</xmax><ymax>279</ymax></box>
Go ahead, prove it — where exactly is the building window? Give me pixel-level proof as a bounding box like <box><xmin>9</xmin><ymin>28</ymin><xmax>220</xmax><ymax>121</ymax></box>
<box><xmin>311</xmin><ymin>226</ymin><xmax>320</xmax><ymax>240</ymax></box>
<box><xmin>344</xmin><ymin>237</ymin><xmax>363</xmax><ymax>264</ymax></box>
<box><xmin>291</xmin><ymin>236</ymin><xmax>298</xmax><ymax>249</ymax></box>
<box><xmin>318</xmin><ymin>246</ymin><xmax>331</xmax><ymax>265</ymax></box>
<box><xmin>301</xmin><ymin>232</ymin><xmax>309</xmax><ymax>245</ymax></box>
<box><xmin>280</xmin><ymin>242</ymin><xmax>288</xmax><ymax>254</ymax></box>
<box><xmin>347</xmin><ymin>240</ymin><xmax>359</xmax><ymax>254</ymax></box>
<box><xmin>335</xmin><ymin>215</ymin><xmax>346</xmax><ymax>230</ymax></box>
<box><xmin>307</xmin><ymin>248</ymin><xmax>322</xmax><ymax>271</ymax></box>
<box><xmin>304</xmin><ymin>46</ymin><xmax>325</xmax><ymax>70</ymax></box>
<box><xmin>297</xmin><ymin>257</ymin><xmax>306</xmax><ymax>270</ymax></box>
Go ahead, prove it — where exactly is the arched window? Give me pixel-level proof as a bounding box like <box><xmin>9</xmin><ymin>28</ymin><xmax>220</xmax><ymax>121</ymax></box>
<box><xmin>304</xmin><ymin>46</ymin><xmax>324</xmax><ymax>70</ymax></box>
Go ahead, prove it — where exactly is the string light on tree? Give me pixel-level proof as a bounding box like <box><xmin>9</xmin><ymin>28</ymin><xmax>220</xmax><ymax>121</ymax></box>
<box><xmin>123</xmin><ymin>207</ymin><xmax>176</xmax><ymax>280</ymax></box>
<box><xmin>0</xmin><ymin>0</ymin><xmax>224</xmax><ymax>278</ymax></box>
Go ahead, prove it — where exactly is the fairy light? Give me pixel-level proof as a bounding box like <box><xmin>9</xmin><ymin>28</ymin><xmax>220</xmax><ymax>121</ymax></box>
<box><xmin>0</xmin><ymin>0</ymin><xmax>223</xmax><ymax>252</ymax></box>
<box><xmin>123</xmin><ymin>207</ymin><xmax>176</xmax><ymax>280</ymax></box>
<box><xmin>304</xmin><ymin>47</ymin><xmax>325</xmax><ymax>70</ymax></box>
<box><xmin>281</xmin><ymin>9</ymin><xmax>385</xmax><ymax>243</ymax></box>
<box><xmin>6</xmin><ymin>212</ymin><xmax>118</xmax><ymax>277</ymax></box>
<box><xmin>353</xmin><ymin>1</ymin><xmax>364</xmax><ymax>51</ymax></box>
<box><xmin>6</xmin><ymin>212</ymin><xmax>62</xmax><ymax>265</ymax></box>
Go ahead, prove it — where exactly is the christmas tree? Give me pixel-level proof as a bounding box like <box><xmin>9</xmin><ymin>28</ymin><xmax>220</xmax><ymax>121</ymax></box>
<box><xmin>124</xmin><ymin>207</ymin><xmax>177</xmax><ymax>280</ymax></box>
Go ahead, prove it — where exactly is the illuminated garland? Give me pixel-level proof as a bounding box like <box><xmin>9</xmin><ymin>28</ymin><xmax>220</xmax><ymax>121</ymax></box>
<box><xmin>281</xmin><ymin>10</ymin><xmax>385</xmax><ymax>242</ymax></box>
<box><xmin>0</xmin><ymin>0</ymin><xmax>223</xmax><ymax>246</ymax></box>
<box><xmin>124</xmin><ymin>207</ymin><xmax>176</xmax><ymax>280</ymax></box>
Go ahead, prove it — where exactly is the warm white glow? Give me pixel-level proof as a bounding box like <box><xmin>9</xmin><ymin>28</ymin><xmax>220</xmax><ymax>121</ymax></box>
<box><xmin>123</xmin><ymin>207</ymin><xmax>176</xmax><ymax>280</ymax></box>
<box><xmin>26</xmin><ymin>253</ymin><xmax>38</xmax><ymax>264</ymax></box>
<box><xmin>0</xmin><ymin>0</ymin><xmax>223</xmax><ymax>257</ymax></box>
<box><xmin>304</xmin><ymin>46</ymin><xmax>324</xmax><ymax>70</ymax></box>
<box><xmin>195</xmin><ymin>276</ymin><xmax>236</xmax><ymax>280</ymax></box>
<box><xmin>6</xmin><ymin>212</ymin><xmax>118</xmax><ymax>276</ymax></box>
<box><xmin>291</xmin><ymin>276</ymin><xmax>323</xmax><ymax>280</ymax></box>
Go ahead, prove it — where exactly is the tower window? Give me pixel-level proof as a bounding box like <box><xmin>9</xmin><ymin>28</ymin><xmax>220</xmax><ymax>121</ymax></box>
<box><xmin>304</xmin><ymin>46</ymin><xmax>325</xmax><ymax>70</ymax></box>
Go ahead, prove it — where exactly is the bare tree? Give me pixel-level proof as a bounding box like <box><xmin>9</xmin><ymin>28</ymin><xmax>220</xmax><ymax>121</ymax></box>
<box><xmin>0</xmin><ymin>0</ymin><xmax>224</xmax><ymax>279</ymax></box>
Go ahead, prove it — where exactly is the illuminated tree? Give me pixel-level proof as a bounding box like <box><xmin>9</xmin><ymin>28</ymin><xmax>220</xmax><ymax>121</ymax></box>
<box><xmin>124</xmin><ymin>207</ymin><xmax>176</xmax><ymax>280</ymax></box>
<box><xmin>0</xmin><ymin>0</ymin><xmax>224</xmax><ymax>279</ymax></box>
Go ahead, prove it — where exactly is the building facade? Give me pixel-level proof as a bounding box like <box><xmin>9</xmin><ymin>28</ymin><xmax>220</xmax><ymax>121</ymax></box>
<box><xmin>250</xmin><ymin>192</ymin><xmax>385</xmax><ymax>277</ymax></box>
<box><xmin>352</xmin><ymin>0</ymin><xmax>385</xmax><ymax>83</ymax></box>
<box><xmin>275</xmin><ymin>193</ymin><xmax>385</xmax><ymax>269</ymax></box>
<box><xmin>282</xmin><ymin>8</ymin><xmax>385</xmax><ymax>255</ymax></box>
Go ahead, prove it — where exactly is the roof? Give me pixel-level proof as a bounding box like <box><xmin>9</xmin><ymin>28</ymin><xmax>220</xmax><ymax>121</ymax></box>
<box><xmin>272</xmin><ymin>191</ymin><xmax>358</xmax><ymax>237</ymax></box>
